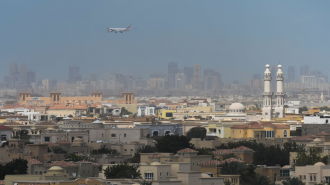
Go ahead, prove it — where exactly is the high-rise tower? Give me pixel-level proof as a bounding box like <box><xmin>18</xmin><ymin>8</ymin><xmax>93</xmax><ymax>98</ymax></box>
<box><xmin>262</xmin><ymin>64</ymin><xmax>273</xmax><ymax>120</ymax></box>
<box><xmin>274</xmin><ymin>65</ymin><xmax>285</xmax><ymax>118</ymax></box>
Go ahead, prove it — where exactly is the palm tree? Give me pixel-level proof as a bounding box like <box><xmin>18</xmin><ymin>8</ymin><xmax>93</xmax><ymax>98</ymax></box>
<box><xmin>220</xmin><ymin>162</ymin><xmax>256</xmax><ymax>185</ymax></box>
<box><xmin>282</xmin><ymin>177</ymin><xmax>305</xmax><ymax>185</ymax></box>
<box><xmin>253</xmin><ymin>174</ymin><xmax>270</xmax><ymax>185</ymax></box>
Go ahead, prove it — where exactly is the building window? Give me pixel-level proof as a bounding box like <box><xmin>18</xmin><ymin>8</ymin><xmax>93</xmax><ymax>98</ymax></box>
<box><xmin>293</xmin><ymin>159</ymin><xmax>296</xmax><ymax>163</ymax></box>
<box><xmin>283</xmin><ymin>130</ymin><xmax>287</xmax><ymax>138</ymax></box>
<box><xmin>131</xmin><ymin>149</ymin><xmax>133</xmax><ymax>152</ymax></box>
<box><xmin>111</xmin><ymin>134</ymin><xmax>116</xmax><ymax>138</ymax></box>
<box><xmin>310</xmin><ymin>175</ymin><xmax>312</xmax><ymax>181</ymax></box>
<box><xmin>218</xmin><ymin>129</ymin><xmax>221</xmax><ymax>134</ymax></box>
<box><xmin>167</xmin><ymin>172</ymin><xmax>169</xmax><ymax>176</ymax></box>
<box><xmin>44</xmin><ymin>137</ymin><xmax>50</xmax><ymax>142</ymax></box>
<box><xmin>1</xmin><ymin>135</ymin><xmax>6</xmax><ymax>141</ymax></box>
<box><xmin>145</xmin><ymin>173</ymin><xmax>153</xmax><ymax>180</ymax></box>
<box><xmin>124</xmin><ymin>134</ymin><xmax>126</xmax><ymax>137</ymax></box>
<box><xmin>265</xmin><ymin>131</ymin><xmax>275</xmax><ymax>138</ymax></box>
<box><xmin>160</xmin><ymin>172</ymin><xmax>162</xmax><ymax>177</ymax></box>
<box><xmin>304</xmin><ymin>175</ymin><xmax>306</xmax><ymax>180</ymax></box>
<box><xmin>326</xmin><ymin>176</ymin><xmax>330</xmax><ymax>182</ymax></box>
<box><xmin>314</xmin><ymin>174</ymin><xmax>316</xmax><ymax>181</ymax></box>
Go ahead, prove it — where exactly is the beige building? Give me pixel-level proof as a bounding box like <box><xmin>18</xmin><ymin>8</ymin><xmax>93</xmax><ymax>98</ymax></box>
<box><xmin>292</xmin><ymin>162</ymin><xmax>330</xmax><ymax>184</ymax></box>
<box><xmin>140</xmin><ymin>148</ymin><xmax>212</xmax><ymax>171</ymax></box>
<box><xmin>19</xmin><ymin>92</ymin><xmax>102</xmax><ymax>106</ymax></box>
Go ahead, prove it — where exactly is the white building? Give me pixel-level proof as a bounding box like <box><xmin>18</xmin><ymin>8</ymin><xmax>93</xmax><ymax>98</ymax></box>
<box><xmin>137</xmin><ymin>106</ymin><xmax>157</xmax><ymax>117</ymax></box>
<box><xmin>304</xmin><ymin>115</ymin><xmax>330</xmax><ymax>124</ymax></box>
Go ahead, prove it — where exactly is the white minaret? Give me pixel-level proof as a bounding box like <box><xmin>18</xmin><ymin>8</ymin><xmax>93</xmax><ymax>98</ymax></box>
<box><xmin>262</xmin><ymin>64</ymin><xmax>273</xmax><ymax>120</ymax></box>
<box><xmin>274</xmin><ymin>64</ymin><xmax>285</xmax><ymax>118</ymax></box>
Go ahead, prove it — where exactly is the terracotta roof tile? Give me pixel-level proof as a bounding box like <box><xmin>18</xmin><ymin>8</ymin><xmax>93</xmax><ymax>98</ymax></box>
<box><xmin>27</xmin><ymin>158</ymin><xmax>43</xmax><ymax>165</ymax></box>
<box><xmin>220</xmin><ymin>158</ymin><xmax>245</xmax><ymax>164</ymax></box>
<box><xmin>76</xmin><ymin>161</ymin><xmax>101</xmax><ymax>166</ymax></box>
<box><xmin>177</xmin><ymin>148</ymin><xmax>198</xmax><ymax>153</ymax></box>
<box><xmin>0</xmin><ymin>126</ymin><xmax>12</xmax><ymax>130</ymax></box>
<box><xmin>48</xmin><ymin>143</ymin><xmax>60</xmax><ymax>147</ymax></box>
<box><xmin>291</xmin><ymin>136</ymin><xmax>314</xmax><ymax>141</ymax></box>
<box><xmin>232</xmin><ymin>146</ymin><xmax>254</xmax><ymax>152</ymax></box>
<box><xmin>44</xmin><ymin>161</ymin><xmax>78</xmax><ymax>167</ymax></box>
<box><xmin>56</xmin><ymin>140</ymin><xmax>71</xmax><ymax>145</ymax></box>
<box><xmin>316</xmin><ymin>132</ymin><xmax>330</xmax><ymax>136</ymax></box>
<box><xmin>3</xmin><ymin>122</ymin><xmax>23</xmax><ymax>125</ymax></box>
<box><xmin>48</xmin><ymin>104</ymin><xmax>88</xmax><ymax>110</ymax></box>
<box><xmin>212</xmin><ymin>149</ymin><xmax>233</xmax><ymax>155</ymax></box>
<box><xmin>199</xmin><ymin>160</ymin><xmax>222</xmax><ymax>166</ymax></box>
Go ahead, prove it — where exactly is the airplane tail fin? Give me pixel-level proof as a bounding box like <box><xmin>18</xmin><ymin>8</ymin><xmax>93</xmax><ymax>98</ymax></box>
<box><xmin>126</xmin><ymin>24</ymin><xmax>131</xmax><ymax>30</ymax></box>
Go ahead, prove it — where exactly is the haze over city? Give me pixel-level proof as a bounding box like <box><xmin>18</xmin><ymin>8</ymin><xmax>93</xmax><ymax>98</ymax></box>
<box><xmin>1</xmin><ymin>1</ymin><xmax>330</xmax><ymax>84</ymax></box>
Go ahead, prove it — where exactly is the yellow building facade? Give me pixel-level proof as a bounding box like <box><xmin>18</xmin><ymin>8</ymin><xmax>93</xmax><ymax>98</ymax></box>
<box><xmin>230</xmin><ymin>122</ymin><xmax>290</xmax><ymax>139</ymax></box>
<box><xmin>158</xmin><ymin>109</ymin><xmax>176</xmax><ymax>120</ymax></box>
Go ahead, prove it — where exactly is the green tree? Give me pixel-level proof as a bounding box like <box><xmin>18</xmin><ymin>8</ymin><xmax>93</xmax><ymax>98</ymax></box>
<box><xmin>253</xmin><ymin>174</ymin><xmax>271</xmax><ymax>185</ymax></box>
<box><xmin>320</xmin><ymin>106</ymin><xmax>330</xmax><ymax>111</ymax></box>
<box><xmin>55</xmin><ymin>117</ymin><xmax>63</xmax><ymax>122</ymax></box>
<box><xmin>195</xmin><ymin>147</ymin><xmax>214</xmax><ymax>156</ymax></box>
<box><xmin>282</xmin><ymin>177</ymin><xmax>305</xmax><ymax>185</ymax></box>
<box><xmin>91</xmin><ymin>145</ymin><xmax>119</xmax><ymax>155</ymax></box>
<box><xmin>65</xmin><ymin>153</ymin><xmax>95</xmax><ymax>162</ymax></box>
<box><xmin>103</xmin><ymin>163</ymin><xmax>140</xmax><ymax>179</ymax></box>
<box><xmin>126</xmin><ymin>145</ymin><xmax>157</xmax><ymax>163</ymax></box>
<box><xmin>298</xmin><ymin>106</ymin><xmax>308</xmax><ymax>113</ymax></box>
<box><xmin>13</xmin><ymin>130</ymin><xmax>30</xmax><ymax>141</ymax></box>
<box><xmin>296</xmin><ymin>147</ymin><xmax>329</xmax><ymax>166</ymax></box>
<box><xmin>220</xmin><ymin>162</ymin><xmax>256</xmax><ymax>185</ymax></box>
<box><xmin>224</xmin><ymin>180</ymin><xmax>232</xmax><ymax>185</ymax></box>
<box><xmin>186</xmin><ymin>127</ymin><xmax>207</xmax><ymax>140</ymax></box>
<box><xmin>52</xmin><ymin>148</ymin><xmax>68</xmax><ymax>154</ymax></box>
<box><xmin>0</xmin><ymin>158</ymin><xmax>28</xmax><ymax>180</ymax></box>
<box><xmin>155</xmin><ymin>135</ymin><xmax>194</xmax><ymax>153</ymax></box>
<box><xmin>216</xmin><ymin>141</ymin><xmax>303</xmax><ymax>166</ymax></box>
<box><xmin>120</xmin><ymin>107</ymin><xmax>132</xmax><ymax>116</ymax></box>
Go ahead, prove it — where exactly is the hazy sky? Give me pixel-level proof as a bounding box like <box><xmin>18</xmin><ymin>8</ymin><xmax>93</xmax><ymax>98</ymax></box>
<box><xmin>1</xmin><ymin>1</ymin><xmax>330</xmax><ymax>83</ymax></box>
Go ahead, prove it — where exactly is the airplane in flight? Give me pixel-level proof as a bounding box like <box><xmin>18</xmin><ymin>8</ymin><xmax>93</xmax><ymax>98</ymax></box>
<box><xmin>106</xmin><ymin>24</ymin><xmax>137</xmax><ymax>33</ymax></box>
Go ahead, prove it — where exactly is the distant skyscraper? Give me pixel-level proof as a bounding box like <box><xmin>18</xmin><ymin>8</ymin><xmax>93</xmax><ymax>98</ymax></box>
<box><xmin>253</xmin><ymin>74</ymin><xmax>261</xmax><ymax>80</ymax></box>
<box><xmin>26</xmin><ymin>70</ymin><xmax>36</xmax><ymax>84</ymax></box>
<box><xmin>90</xmin><ymin>74</ymin><xmax>98</xmax><ymax>82</ymax></box>
<box><xmin>192</xmin><ymin>64</ymin><xmax>201</xmax><ymax>89</ymax></box>
<box><xmin>184</xmin><ymin>67</ymin><xmax>193</xmax><ymax>85</ymax></box>
<box><xmin>68</xmin><ymin>65</ymin><xmax>82</xmax><ymax>84</ymax></box>
<box><xmin>168</xmin><ymin>62</ymin><xmax>178</xmax><ymax>75</ymax></box>
<box><xmin>287</xmin><ymin>66</ymin><xmax>295</xmax><ymax>82</ymax></box>
<box><xmin>300</xmin><ymin>65</ymin><xmax>310</xmax><ymax>77</ymax></box>
<box><xmin>19</xmin><ymin>64</ymin><xmax>27</xmax><ymax>75</ymax></box>
<box><xmin>9</xmin><ymin>63</ymin><xmax>18</xmax><ymax>76</ymax></box>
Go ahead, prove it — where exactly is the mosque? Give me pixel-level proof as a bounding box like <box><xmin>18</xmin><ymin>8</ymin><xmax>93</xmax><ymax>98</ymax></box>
<box><xmin>213</xmin><ymin>64</ymin><xmax>285</xmax><ymax>121</ymax></box>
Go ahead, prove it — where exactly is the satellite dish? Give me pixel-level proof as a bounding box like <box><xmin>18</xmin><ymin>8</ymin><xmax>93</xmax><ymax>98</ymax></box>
<box><xmin>72</xmin><ymin>172</ymin><xmax>76</xmax><ymax>177</ymax></box>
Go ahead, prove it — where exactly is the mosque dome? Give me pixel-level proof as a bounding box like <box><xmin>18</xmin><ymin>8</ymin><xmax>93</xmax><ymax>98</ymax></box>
<box><xmin>228</xmin><ymin>103</ymin><xmax>245</xmax><ymax>115</ymax></box>
<box><xmin>150</xmin><ymin>162</ymin><xmax>162</xmax><ymax>165</ymax></box>
<box><xmin>229</xmin><ymin>103</ymin><xmax>245</xmax><ymax>111</ymax></box>
<box><xmin>313</xmin><ymin>138</ymin><xmax>322</xmax><ymax>142</ymax></box>
<box><xmin>201</xmin><ymin>173</ymin><xmax>211</xmax><ymax>178</ymax></box>
<box><xmin>314</xmin><ymin>162</ymin><xmax>325</xmax><ymax>166</ymax></box>
<box><xmin>47</xmin><ymin>166</ymin><xmax>65</xmax><ymax>174</ymax></box>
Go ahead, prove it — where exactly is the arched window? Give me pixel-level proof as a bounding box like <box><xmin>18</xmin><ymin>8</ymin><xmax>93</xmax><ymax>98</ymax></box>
<box><xmin>111</xmin><ymin>134</ymin><xmax>116</xmax><ymax>138</ymax></box>
<box><xmin>283</xmin><ymin>130</ymin><xmax>287</xmax><ymax>138</ymax></box>
<box><xmin>218</xmin><ymin>129</ymin><xmax>221</xmax><ymax>134</ymax></box>
<box><xmin>1</xmin><ymin>135</ymin><xmax>6</xmax><ymax>141</ymax></box>
<box><xmin>153</xmin><ymin>131</ymin><xmax>159</xmax><ymax>136</ymax></box>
